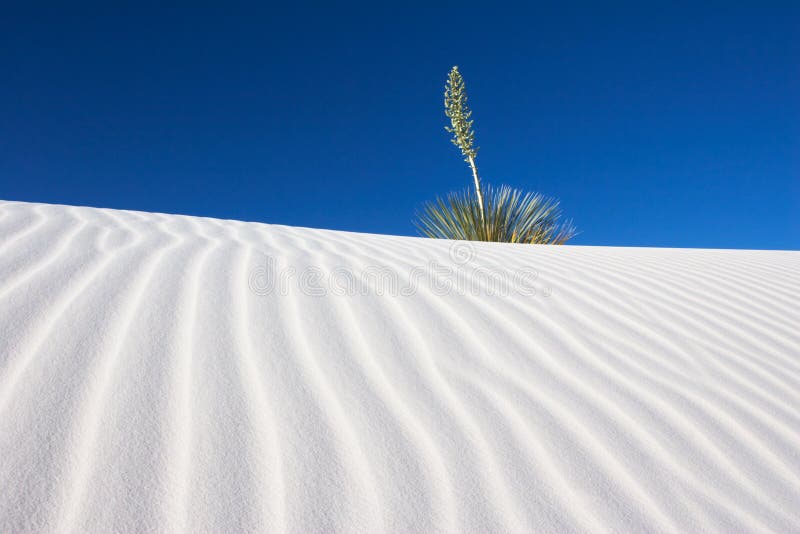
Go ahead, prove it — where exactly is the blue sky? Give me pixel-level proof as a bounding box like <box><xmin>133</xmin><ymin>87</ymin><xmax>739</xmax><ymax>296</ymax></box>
<box><xmin>2</xmin><ymin>3</ymin><xmax>798</xmax><ymax>249</ymax></box>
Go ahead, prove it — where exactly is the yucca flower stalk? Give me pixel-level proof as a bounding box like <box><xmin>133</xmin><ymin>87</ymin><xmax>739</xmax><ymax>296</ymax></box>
<box><xmin>415</xmin><ymin>66</ymin><xmax>577</xmax><ymax>245</ymax></box>
<box><xmin>444</xmin><ymin>66</ymin><xmax>486</xmax><ymax>226</ymax></box>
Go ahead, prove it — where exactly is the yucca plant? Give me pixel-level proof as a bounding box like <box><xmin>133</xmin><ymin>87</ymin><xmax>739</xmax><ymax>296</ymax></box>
<box><xmin>416</xmin><ymin>184</ymin><xmax>576</xmax><ymax>244</ymax></box>
<box><xmin>415</xmin><ymin>66</ymin><xmax>576</xmax><ymax>244</ymax></box>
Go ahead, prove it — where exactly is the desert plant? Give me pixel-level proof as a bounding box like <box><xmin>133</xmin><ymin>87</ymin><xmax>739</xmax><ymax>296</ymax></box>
<box><xmin>415</xmin><ymin>66</ymin><xmax>576</xmax><ymax>244</ymax></box>
<box><xmin>416</xmin><ymin>184</ymin><xmax>576</xmax><ymax>244</ymax></box>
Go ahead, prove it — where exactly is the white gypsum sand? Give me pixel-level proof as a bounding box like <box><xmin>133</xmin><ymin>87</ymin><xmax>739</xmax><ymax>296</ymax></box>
<box><xmin>0</xmin><ymin>199</ymin><xmax>798</xmax><ymax>533</ymax></box>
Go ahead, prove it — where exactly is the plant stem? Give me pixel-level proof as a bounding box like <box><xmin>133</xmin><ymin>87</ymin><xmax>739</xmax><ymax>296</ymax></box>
<box><xmin>467</xmin><ymin>154</ymin><xmax>486</xmax><ymax>226</ymax></box>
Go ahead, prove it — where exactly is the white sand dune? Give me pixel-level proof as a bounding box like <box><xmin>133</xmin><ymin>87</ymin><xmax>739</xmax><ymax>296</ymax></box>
<box><xmin>0</xmin><ymin>200</ymin><xmax>798</xmax><ymax>533</ymax></box>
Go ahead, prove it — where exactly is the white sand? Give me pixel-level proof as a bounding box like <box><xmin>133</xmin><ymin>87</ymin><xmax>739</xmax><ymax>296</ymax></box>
<box><xmin>1</xmin><ymin>200</ymin><xmax>798</xmax><ymax>533</ymax></box>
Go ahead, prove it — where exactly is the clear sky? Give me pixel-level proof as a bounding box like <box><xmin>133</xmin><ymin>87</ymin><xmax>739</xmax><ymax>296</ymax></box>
<box><xmin>2</xmin><ymin>3</ymin><xmax>798</xmax><ymax>249</ymax></box>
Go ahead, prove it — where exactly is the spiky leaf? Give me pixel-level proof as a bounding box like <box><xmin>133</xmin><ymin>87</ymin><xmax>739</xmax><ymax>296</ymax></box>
<box><xmin>415</xmin><ymin>184</ymin><xmax>576</xmax><ymax>244</ymax></box>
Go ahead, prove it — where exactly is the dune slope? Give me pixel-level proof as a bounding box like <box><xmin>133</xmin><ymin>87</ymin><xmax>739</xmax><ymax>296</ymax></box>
<box><xmin>1</xmin><ymin>200</ymin><xmax>799</xmax><ymax>533</ymax></box>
